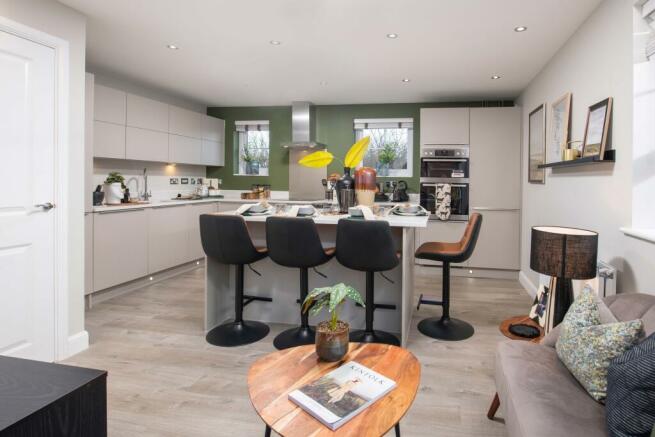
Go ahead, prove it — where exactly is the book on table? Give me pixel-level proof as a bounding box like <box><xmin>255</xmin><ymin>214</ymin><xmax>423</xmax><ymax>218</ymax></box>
<box><xmin>288</xmin><ymin>361</ymin><xmax>397</xmax><ymax>430</ymax></box>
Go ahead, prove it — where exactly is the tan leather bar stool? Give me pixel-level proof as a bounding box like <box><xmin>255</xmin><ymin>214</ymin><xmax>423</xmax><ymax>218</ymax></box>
<box><xmin>414</xmin><ymin>213</ymin><xmax>483</xmax><ymax>341</ymax></box>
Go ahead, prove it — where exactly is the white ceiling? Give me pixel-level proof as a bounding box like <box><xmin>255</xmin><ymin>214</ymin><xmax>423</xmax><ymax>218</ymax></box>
<box><xmin>60</xmin><ymin>0</ymin><xmax>603</xmax><ymax>107</ymax></box>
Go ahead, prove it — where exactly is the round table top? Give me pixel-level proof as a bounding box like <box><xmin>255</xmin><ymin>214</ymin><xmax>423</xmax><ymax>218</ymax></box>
<box><xmin>247</xmin><ymin>343</ymin><xmax>421</xmax><ymax>437</ymax></box>
<box><xmin>499</xmin><ymin>315</ymin><xmax>544</xmax><ymax>342</ymax></box>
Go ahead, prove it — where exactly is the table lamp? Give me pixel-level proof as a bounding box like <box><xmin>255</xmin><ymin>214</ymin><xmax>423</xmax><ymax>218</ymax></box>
<box><xmin>530</xmin><ymin>226</ymin><xmax>598</xmax><ymax>327</ymax></box>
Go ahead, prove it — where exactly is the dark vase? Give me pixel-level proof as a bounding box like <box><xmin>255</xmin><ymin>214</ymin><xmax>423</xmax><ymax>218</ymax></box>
<box><xmin>336</xmin><ymin>167</ymin><xmax>356</xmax><ymax>213</ymax></box>
<box><xmin>315</xmin><ymin>321</ymin><xmax>349</xmax><ymax>362</ymax></box>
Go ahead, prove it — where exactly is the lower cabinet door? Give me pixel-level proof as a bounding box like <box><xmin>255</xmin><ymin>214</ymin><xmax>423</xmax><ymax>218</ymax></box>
<box><xmin>93</xmin><ymin>209</ymin><xmax>148</xmax><ymax>291</ymax></box>
<box><xmin>467</xmin><ymin>210</ymin><xmax>520</xmax><ymax>270</ymax></box>
<box><xmin>415</xmin><ymin>221</ymin><xmax>468</xmax><ymax>267</ymax></box>
<box><xmin>187</xmin><ymin>203</ymin><xmax>218</xmax><ymax>261</ymax></box>
<box><xmin>148</xmin><ymin>205</ymin><xmax>189</xmax><ymax>273</ymax></box>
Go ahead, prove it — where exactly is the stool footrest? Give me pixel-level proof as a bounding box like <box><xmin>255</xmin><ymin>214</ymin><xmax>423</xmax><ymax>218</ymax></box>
<box><xmin>243</xmin><ymin>295</ymin><xmax>273</xmax><ymax>307</ymax></box>
<box><xmin>355</xmin><ymin>302</ymin><xmax>397</xmax><ymax>311</ymax></box>
<box><xmin>416</xmin><ymin>294</ymin><xmax>443</xmax><ymax>310</ymax></box>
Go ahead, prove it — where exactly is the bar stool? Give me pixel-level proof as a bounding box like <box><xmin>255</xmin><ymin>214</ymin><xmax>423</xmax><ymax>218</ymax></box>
<box><xmin>200</xmin><ymin>214</ymin><xmax>272</xmax><ymax>347</ymax></box>
<box><xmin>336</xmin><ymin>219</ymin><xmax>400</xmax><ymax>346</ymax></box>
<box><xmin>266</xmin><ymin>217</ymin><xmax>335</xmax><ymax>350</ymax></box>
<box><xmin>415</xmin><ymin>213</ymin><xmax>483</xmax><ymax>341</ymax></box>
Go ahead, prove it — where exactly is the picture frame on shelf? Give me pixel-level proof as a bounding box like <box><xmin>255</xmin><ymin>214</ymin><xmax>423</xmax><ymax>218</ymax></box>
<box><xmin>582</xmin><ymin>97</ymin><xmax>613</xmax><ymax>158</ymax></box>
<box><xmin>549</xmin><ymin>93</ymin><xmax>572</xmax><ymax>163</ymax></box>
<box><xmin>528</xmin><ymin>103</ymin><xmax>546</xmax><ymax>184</ymax></box>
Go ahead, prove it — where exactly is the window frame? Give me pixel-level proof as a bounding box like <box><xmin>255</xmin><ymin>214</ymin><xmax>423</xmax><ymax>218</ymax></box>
<box><xmin>353</xmin><ymin>118</ymin><xmax>414</xmax><ymax>178</ymax></box>
<box><xmin>233</xmin><ymin>120</ymin><xmax>270</xmax><ymax>177</ymax></box>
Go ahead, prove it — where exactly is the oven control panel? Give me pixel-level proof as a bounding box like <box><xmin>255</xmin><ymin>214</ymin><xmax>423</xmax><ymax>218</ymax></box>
<box><xmin>421</xmin><ymin>147</ymin><xmax>469</xmax><ymax>158</ymax></box>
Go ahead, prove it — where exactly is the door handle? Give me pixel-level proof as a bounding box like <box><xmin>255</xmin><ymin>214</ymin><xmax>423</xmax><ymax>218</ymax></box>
<box><xmin>35</xmin><ymin>202</ymin><xmax>55</xmax><ymax>211</ymax></box>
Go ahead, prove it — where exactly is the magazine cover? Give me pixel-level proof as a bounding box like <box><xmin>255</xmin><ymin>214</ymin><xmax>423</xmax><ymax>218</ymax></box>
<box><xmin>288</xmin><ymin>361</ymin><xmax>396</xmax><ymax>430</ymax></box>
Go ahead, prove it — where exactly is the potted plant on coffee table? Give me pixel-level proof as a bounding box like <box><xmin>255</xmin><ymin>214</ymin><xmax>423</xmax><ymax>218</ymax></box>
<box><xmin>302</xmin><ymin>283</ymin><xmax>365</xmax><ymax>362</ymax></box>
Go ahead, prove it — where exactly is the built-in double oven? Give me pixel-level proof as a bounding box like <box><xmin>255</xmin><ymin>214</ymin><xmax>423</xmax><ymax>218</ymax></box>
<box><xmin>419</xmin><ymin>146</ymin><xmax>470</xmax><ymax>221</ymax></box>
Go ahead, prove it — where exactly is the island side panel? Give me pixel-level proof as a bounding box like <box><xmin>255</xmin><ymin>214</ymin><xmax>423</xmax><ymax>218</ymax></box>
<box><xmin>204</xmin><ymin>255</ymin><xmax>233</xmax><ymax>332</ymax></box>
<box><xmin>401</xmin><ymin>227</ymin><xmax>416</xmax><ymax>346</ymax></box>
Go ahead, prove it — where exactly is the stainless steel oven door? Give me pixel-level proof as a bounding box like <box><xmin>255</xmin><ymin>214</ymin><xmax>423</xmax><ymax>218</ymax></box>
<box><xmin>420</xmin><ymin>158</ymin><xmax>469</xmax><ymax>180</ymax></box>
<box><xmin>420</xmin><ymin>183</ymin><xmax>469</xmax><ymax>221</ymax></box>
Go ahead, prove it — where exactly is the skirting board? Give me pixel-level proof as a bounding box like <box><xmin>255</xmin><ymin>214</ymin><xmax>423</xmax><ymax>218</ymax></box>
<box><xmin>415</xmin><ymin>264</ymin><xmax>519</xmax><ymax>280</ymax></box>
<box><xmin>65</xmin><ymin>330</ymin><xmax>89</xmax><ymax>360</ymax></box>
<box><xmin>519</xmin><ymin>270</ymin><xmax>538</xmax><ymax>298</ymax></box>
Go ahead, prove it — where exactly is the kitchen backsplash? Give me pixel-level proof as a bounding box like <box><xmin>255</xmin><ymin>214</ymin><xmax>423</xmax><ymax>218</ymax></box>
<box><xmin>93</xmin><ymin>158</ymin><xmax>209</xmax><ymax>202</ymax></box>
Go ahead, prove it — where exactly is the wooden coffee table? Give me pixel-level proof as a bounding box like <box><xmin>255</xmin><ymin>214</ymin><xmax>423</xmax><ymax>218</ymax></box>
<box><xmin>247</xmin><ymin>343</ymin><xmax>420</xmax><ymax>437</ymax></box>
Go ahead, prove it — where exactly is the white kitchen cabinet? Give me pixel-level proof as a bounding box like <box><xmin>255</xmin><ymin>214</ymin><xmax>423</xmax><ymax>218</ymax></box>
<box><xmin>201</xmin><ymin>139</ymin><xmax>224</xmax><ymax>166</ymax></box>
<box><xmin>420</xmin><ymin>108</ymin><xmax>470</xmax><ymax>145</ymax></box>
<box><xmin>169</xmin><ymin>106</ymin><xmax>203</xmax><ymax>138</ymax></box>
<box><xmin>93</xmin><ymin>120</ymin><xmax>125</xmax><ymax>159</ymax></box>
<box><xmin>187</xmin><ymin>203</ymin><xmax>218</xmax><ymax>260</ymax></box>
<box><xmin>84</xmin><ymin>212</ymin><xmax>94</xmax><ymax>295</ymax></box>
<box><xmin>94</xmin><ymin>84</ymin><xmax>126</xmax><ymax>125</ymax></box>
<box><xmin>169</xmin><ymin>134</ymin><xmax>202</xmax><ymax>165</ymax></box>
<box><xmin>217</xmin><ymin>202</ymin><xmax>236</xmax><ymax>213</ymax></box>
<box><xmin>126</xmin><ymin>126</ymin><xmax>169</xmax><ymax>163</ymax></box>
<box><xmin>202</xmin><ymin>115</ymin><xmax>225</xmax><ymax>142</ymax></box>
<box><xmin>467</xmin><ymin>210</ymin><xmax>520</xmax><ymax>270</ymax></box>
<box><xmin>126</xmin><ymin>93</ymin><xmax>169</xmax><ymax>132</ymax></box>
<box><xmin>148</xmin><ymin>205</ymin><xmax>190</xmax><ymax>273</ymax></box>
<box><xmin>93</xmin><ymin>209</ymin><xmax>148</xmax><ymax>291</ymax></box>
<box><xmin>415</xmin><ymin>221</ymin><xmax>468</xmax><ymax>267</ymax></box>
<box><xmin>85</xmin><ymin>74</ymin><xmax>95</xmax><ymax>211</ymax></box>
<box><xmin>470</xmin><ymin>107</ymin><xmax>521</xmax><ymax>209</ymax></box>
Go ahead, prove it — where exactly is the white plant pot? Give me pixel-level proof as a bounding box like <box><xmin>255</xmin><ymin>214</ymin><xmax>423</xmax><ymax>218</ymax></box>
<box><xmin>104</xmin><ymin>182</ymin><xmax>123</xmax><ymax>205</ymax></box>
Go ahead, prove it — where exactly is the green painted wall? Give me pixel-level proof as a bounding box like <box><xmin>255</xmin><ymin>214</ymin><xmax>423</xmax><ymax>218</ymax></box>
<box><xmin>207</xmin><ymin>101</ymin><xmax>512</xmax><ymax>193</ymax></box>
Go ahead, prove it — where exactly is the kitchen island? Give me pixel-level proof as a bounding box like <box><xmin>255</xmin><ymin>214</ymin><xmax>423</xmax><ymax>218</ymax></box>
<box><xmin>204</xmin><ymin>208</ymin><xmax>428</xmax><ymax>347</ymax></box>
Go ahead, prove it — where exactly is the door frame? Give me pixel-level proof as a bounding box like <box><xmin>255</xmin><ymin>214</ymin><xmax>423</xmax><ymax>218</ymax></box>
<box><xmin>0</xmin><ymin>17</ymin><xmax>71</xmax><ymax>361</ymax></box>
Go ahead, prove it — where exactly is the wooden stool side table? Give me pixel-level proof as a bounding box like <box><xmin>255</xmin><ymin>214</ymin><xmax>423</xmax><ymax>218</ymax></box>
<box><xmin>247</xmin><ymin>343</ymin><xmax>420</xmax><ymax>437</ymax></box>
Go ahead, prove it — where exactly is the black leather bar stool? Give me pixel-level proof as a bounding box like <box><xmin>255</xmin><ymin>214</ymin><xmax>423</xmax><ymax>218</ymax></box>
<box><xmin>336</xmin><ymin>219</ymin><xmax>400</xmax><ymax>346</ymax></box>
<box><xmin>415</xmin><ymin>213</ymin><xmax>483</xmax><ymax>341</ymax></box>
<box><xmin>266</xmin><ymin>217</ymin><xmax>335</xmax><ymax>350</ymax></box>
<box><xmin>200</xmin><ymin>214</ymin><xmax>272</xmax><ymax>347</ymax></box>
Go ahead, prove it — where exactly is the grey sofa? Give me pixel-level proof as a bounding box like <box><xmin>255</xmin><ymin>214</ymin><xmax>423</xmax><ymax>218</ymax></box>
<box><xmin>490</xmin><ymin>293</ymin><xmax>655</xmax><ymax>437</ymax></box>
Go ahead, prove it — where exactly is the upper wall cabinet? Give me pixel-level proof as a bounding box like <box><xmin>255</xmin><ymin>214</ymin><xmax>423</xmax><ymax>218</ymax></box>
<box><xmin>420</xmin><ymin>108</ymin><xmax>470</xmax><ymax>146</ymax></box>
<box><xmin>169</xmin><ymin>106</ymin><xmax>204</xmax><ymax>138</ymax></box>
<box><xmin>126</xmin><ymin>94</ymin><xmax>169</xmax><ymax>132</ymax></box>
<box><xmin>94</xmin><ymin>85</ymin><xmax>126</xmax><ymax>125</ymax></box>
<box><xmin>94</xmin><ymin>121</ymin><xmax>125</xmax><ymax>159</ymax></box>
<box><xmin>202</xmin><ymin>115</ymin><xmax>225</xmax><ymax>142</ymax></box>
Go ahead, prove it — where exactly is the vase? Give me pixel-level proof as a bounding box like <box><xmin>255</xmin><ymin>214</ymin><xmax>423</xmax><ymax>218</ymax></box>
<box><xmin>355</xmin><ymin>167</ymin><xmax>377</xmax><ymax>207</ymax></box>
<box><xmin>315</xmin><ymin>320</ymin><xmax>349</xmax><ymax>362</ymax></box>
<box><xmin>103</xmin><ymin>182</ymin><xmax>123</xmax><ymax>205</ymax></box>
<box><xmin>336</xmin><ymin>167</ymin><xmax>356</xmax><ymax>213</ymax></box>
<box><xmin>378</xmin><ymin>163</ymin><xmax>390</xmax><ymax>177</ymax></box>
<box><xmin>246</xmin><ymin>162</ymin><xmax>259</xmax><ymax>175</ymax></box>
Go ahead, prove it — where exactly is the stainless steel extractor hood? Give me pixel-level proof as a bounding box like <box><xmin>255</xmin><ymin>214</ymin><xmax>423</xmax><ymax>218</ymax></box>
<box><xmin>286</xmin><ymin>101</ymin><xmax>327</xmax><ymax>200</ymax></box>
<box><xmin>283</xmin><ymin>101</ymin><xmax>328</xmax><ymax>149</ymax></box>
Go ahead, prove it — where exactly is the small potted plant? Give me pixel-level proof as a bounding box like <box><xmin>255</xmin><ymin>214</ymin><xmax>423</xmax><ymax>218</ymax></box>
<box><xmin>377</xmin><ymin>143</ymin><xmax>398</xmax><ymax>176</ymax></box>
<box><xmin>243</xmin><ymin>147</ymin><xmax>259</xmax><ymax>175</ymax></box>
<box><xmin>302</xmin><ymin>283</ymin><xmax>364</xmax><ymax>362</ymax></box>
<box><xmin>104</xmin><ymin>172</ymin><xmax>125</xmax><ymax>205</ymax></box>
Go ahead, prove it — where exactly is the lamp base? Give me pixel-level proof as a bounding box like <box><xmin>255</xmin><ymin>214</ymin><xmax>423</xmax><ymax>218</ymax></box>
<box><xmin>552</xmin><ymin>277</ymin><xmax>574</xmax><ymax>327</ymax></box>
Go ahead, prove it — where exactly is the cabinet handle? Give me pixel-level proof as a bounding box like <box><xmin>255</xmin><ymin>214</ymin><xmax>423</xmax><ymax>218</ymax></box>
<box><xmin>472</xmin><ymin>207</ymin><xmax>520</xmax><ymax>212</ymax></box>
<box><xmin>97</xmin><ymin>208</ymin><xmax>145</xmax><ymax>214</ymax></box>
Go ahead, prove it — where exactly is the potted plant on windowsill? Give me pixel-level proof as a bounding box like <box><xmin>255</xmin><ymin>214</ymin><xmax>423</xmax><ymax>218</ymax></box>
<box><xmin>243</xmin><ymin>148</ymin><xmax>259</xmax><ymax>175</ymax></box>
<box><xmin>377</xmin><ymin>143</ymin><xmax>398</xmax><ymax>177</ymax></box>
<box><xmin>302</xmin><ymin>283</ymin><xmax>365</xmax><ymax>362</ymax></box>
<box><xmin>104</xmin><ymin>172</ymin><xmax>125</xmax><ymax>205</ymax></box>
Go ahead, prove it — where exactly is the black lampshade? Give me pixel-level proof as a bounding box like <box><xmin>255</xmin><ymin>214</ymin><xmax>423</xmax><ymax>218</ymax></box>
<box><xmin>530</xmin><ymin>226</ymin><xmax>598</xmax><ymax>279</ymax></box>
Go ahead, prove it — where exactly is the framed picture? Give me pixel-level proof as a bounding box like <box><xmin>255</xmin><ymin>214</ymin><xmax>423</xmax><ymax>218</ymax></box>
<box><xmin>548</xmin><ymin>93</ymin><xmax>572</xmax><ymax>163</ymax></box>
<box><xmin>528</xmin><ymin>104</ymin><xmax>546</xmax><ymax>184</ymax></box>
<box><xmin>582</xmin><ymin>97</ymin><xmax>613</xmax><ymax>158</ymax></box>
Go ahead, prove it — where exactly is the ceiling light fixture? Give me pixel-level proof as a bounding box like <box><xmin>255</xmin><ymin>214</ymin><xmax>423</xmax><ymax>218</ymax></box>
<box><xmin>514</xmin><ymin>26</ymin><xmax>528</xmax><ymax>32</ymax></box>
<box><xmin>270</xmin><ymin>40</ymin><xmax>281</xmax><ymax>45</ymax></box>
<box><xmin>386</xmin><ymin>33</ymin><xmax>398</xmax><ymax>39</ymax></box>
<box><xmin>166</xmin><ymin>44</ymin><xmax>179</xmax><ymax>50</ymax></box>
<box><xmin>491</xmin><ymin>75</ymin><xmax>501</xmax><ymax>80</ymax></box>
<box><xmin>401</xmin><ymin>78</ymin><xmax>410</xmax><ymax>83</ymax></box>
<box><xmin>319</xmin><ymin>80</ymin><xmax>328</xmax><ymax>86</ymax></box>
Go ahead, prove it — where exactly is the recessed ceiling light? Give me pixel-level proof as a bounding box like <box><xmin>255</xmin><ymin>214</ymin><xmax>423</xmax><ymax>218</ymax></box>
<box><xmin>166</xmin><ymin>44</ymin><xmax>179</xmax><ymax>50</ymax></box>
<box><xmin>401</xmin><ymin>78</ymin><xmax>410</xmax><ymax>83</ymax></box>
<box><xmin>514</xmin><ymin>26</ymin><xmax>528</xmax><ymax>32</ymax></box>
<box><xmin>386</xmin><ymin>33</ymin><xmax>398</xmax><ymax>39</ymax></box>
<box><xmin>320</xmin><ymin>80</ymin><xmax>328</xmax><ymax>86</ymax></box>
<box><xmin>491</xmin><ymin>75</ymin><xmax>501</xmax><ymax>80</ymax></box>
<box><xmin>270</xmin><ymin>40</ymin><xmax>281</xmax><ymax>45</ymax></box>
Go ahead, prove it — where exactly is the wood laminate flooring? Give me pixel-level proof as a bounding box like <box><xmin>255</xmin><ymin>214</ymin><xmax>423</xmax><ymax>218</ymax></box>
<box><xmin>64</xmin><ymin>266</ymin><xmax>530</xmax><ymax>437</ymax></box>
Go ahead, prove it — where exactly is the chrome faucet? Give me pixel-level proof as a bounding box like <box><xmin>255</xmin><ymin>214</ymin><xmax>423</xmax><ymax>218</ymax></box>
<box><xmin>142</xmin><ymin>167</ymin><xmax>151</xmax><ymax>201</ymax></box>
<box><xmin>125</xmin><ymin>177</ymin><xmax>140</xmax><ymax>200</ymax></box>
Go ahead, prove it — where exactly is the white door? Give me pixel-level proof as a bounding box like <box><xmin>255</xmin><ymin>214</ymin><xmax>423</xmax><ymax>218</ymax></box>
<box><xmin>0</xmin><ymin>30</ymin><xmax>57</xmax><ymax>361</ymax></box>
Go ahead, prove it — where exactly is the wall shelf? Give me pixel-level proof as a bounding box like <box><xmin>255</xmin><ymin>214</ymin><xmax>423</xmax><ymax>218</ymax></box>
<box><xmin>538</xmin><ymin>149</ymin><xmax>615</xmax><ymax>169</ymax></box>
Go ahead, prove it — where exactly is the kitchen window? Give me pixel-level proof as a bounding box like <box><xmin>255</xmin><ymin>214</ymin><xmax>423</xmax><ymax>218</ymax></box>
<box><xmin>235</xmin><ymin>120</ymin><xmax>270</xmax><ymax>176</ymax></box>
<box><xmin>354</xmin><ymin>118</ymin><xmax>413</xmax><ymax>177</ymax></box>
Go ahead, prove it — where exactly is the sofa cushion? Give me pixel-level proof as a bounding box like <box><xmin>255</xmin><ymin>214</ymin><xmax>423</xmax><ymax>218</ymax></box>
<box><xmin>495</xmin><ymin>340</ymin><xmax>607</xmax><ymax>437</ymax></box>
<box><xmin>604</xmin><ymin>293</ymin><xmax>655</xmax><ymax>338</ymax></box>
<box><xmin>605</xmin><ymin>332</ymin><xmax>655</xmax><ymax>437</ymax></box>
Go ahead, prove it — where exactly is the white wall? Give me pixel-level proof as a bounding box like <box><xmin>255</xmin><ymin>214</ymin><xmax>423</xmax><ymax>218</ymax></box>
<box><xmin>518</xmin><ymin>0</ymin><xmax>655</xmax><ymax>295</ymax></box>
<box><xmin>0</xmin><ymin>0</ymin><xmax>88</xmax><ymax>349</ymax></box>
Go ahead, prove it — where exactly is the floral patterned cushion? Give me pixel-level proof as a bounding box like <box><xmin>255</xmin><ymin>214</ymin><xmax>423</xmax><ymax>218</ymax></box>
<box><xmin>556</xmin><ymin>288</ymin><xmax>644</xmax><ymax>402</ymax></box>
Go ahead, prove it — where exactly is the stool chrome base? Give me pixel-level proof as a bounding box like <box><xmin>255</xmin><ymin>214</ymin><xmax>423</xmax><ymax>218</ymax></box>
<box><xmin>206</xmin><ymin>320</ymin><xmax>270</xmax><ymax>347</ymax></box>
<box><xmin>273</xmin><ymin>326</ymin><xmax>315</xmax><ymax>350</ymax></box>
<box><xmin>417</xmin><ymin>317</ymin><xmax>474</xmax><ymax>341</ymax></box>
<box><xmin>350</xmin><ymin>329</ymin><xmax>400</xmax><ymax>346</ymax></box>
